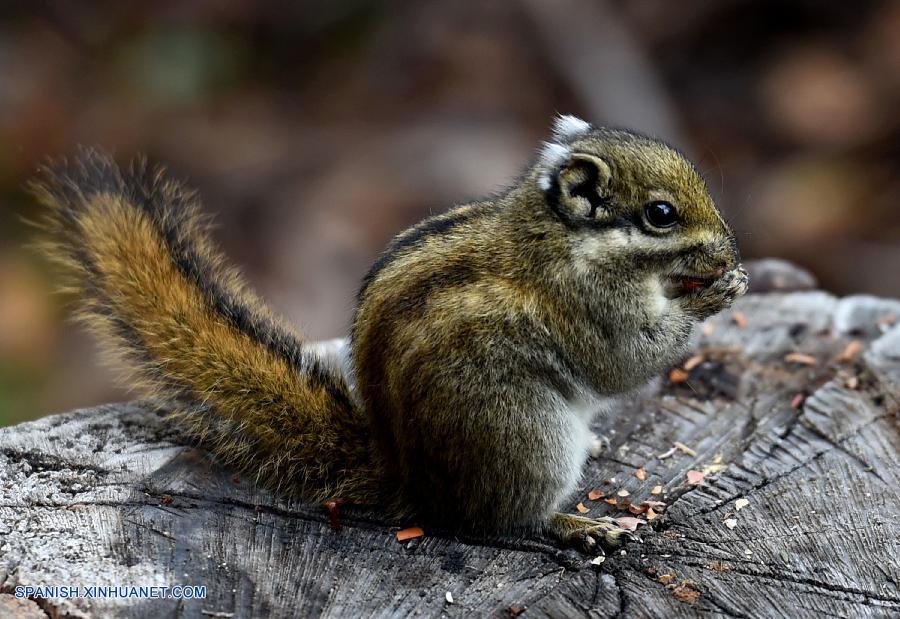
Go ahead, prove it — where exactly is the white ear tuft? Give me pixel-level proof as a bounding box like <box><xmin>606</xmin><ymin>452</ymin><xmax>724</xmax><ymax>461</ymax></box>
<box><xmin>539</xmin><ymin>141</ymin><xmax>571</xmax><ymax>169</ymax></box>
<box><xmin>552</xmin><ymin>114</ymin><xmax>591</xmax><ymax>141</ymax></box>
<box><xmin>537</xmin><ymin>141</ymin><xmax>571</xmax><ymax>191</ymax></box>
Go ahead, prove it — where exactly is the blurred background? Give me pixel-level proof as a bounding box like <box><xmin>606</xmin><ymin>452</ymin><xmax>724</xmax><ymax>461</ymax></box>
<box><xmin>0</xmin><ymin>0</ymin><xmax>898</xmax><ymax>426</ymax></box>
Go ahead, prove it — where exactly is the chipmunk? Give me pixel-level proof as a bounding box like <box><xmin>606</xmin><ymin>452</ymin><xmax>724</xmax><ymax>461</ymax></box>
<box><xmin>32</xmin><ymin>115</ymin><xmax>747</xmax><ymax>553</ymax></box>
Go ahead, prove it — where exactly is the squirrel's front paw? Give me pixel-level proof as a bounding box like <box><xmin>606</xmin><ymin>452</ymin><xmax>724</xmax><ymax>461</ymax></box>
<box><xmin>547</xmin><ymin>513</ymin><xmax>636</xmax><ymax>554</ymax></box>
<box><xmin>686</xmin><ymin>265</ymin><xmax>749</xmax><ymax>319</ymax></box>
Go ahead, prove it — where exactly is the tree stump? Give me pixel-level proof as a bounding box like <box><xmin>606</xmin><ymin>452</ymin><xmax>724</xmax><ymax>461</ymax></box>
<box><xmin>2</xmin><ymin>279</ymin><xmax>899</xmax><ymax>618</ymax></box>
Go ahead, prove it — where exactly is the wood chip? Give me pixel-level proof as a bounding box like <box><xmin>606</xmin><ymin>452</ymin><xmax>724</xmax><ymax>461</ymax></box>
<box><xmin>635</xmin><ymin>468</ymin><xmax>647</xmax><ymax>481</ymax></box>
<box><xmin>614</xmin><ymin>516</ymin><xmax>646</xmax><ymax>531</ymax></box>
<box><xmin>724</xmin><ymin>518</ymin><xmax>737</xmax><ymax>529</ymax></box>
<box><xmin>731</xmin><ymin>312</ymin><xmax>747</xmax><ymax>328</ymax></box>
<box><xmin>396</xmin><ymin>527</ymin><xmax>424</xmax><ymax>542</ymax></box>
<box><xmin>651</xmin><ymin>485</ymin><xmax>663</xmax><ymax>495</ymax></box>
<box><xmin>784</xmin><ymin>352</ymin><xmax>817</xmax><ymax>366</ymax></box>
<box><xmin>734</xmin><ymin>498</ymin><xmax>749</xmax><ymax>511</ymax></box>
<box><xmin>658</xmin><ymin>572</ymin><xmax>676</xmax><ymax>585</ymax></box>
<box><xmin>669</xmin><ymin>368</ymin><xmax>689</xmax><ymax>384</ymax></box>
<box><xmin>686</xmin><ymin>470</ymin><xmax>705</xmax><ymax>485</ymax></box>
<box><xmin>683</xmin><ymin>354</ymin><xmax>704</xmax><ymax>371</ymax></box>
<box><xmin>617</xmin><ymin>488</ymin><xmax>630</xmax><ymax>497</ymax></box>
<box><xmin>576</xmin><ymin>502</ymin><xmax>589</xmax><ymax>514</ymax></box>
<box><xmin>671</xmin><ymin>582</ymin><xmax>700</xmax><ymax>604</ymax></box>
<box><xmin>838</xmin><ymin>340</ymin><xmax>862</xmax><ymax>363</ymax></box>
<box><xmin>674</xmin><ymin>442</ymin><xmax>697</xmax><ymax>457</ymax></box>
<box><xmin>587</xmin><ymin>489</ymin><xmax>604</xmax><ymax>501</ymax></box>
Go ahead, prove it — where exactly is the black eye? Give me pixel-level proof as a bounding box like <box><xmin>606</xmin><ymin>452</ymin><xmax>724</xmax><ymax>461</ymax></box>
<box><xmin>644</xmin><ymin>201</ymin><xmax>678</xmax><ymax>228</ymax></box>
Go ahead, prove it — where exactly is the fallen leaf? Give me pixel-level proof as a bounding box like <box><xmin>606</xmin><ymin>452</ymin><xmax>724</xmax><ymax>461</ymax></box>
<box><xmin>734</xmin><ymin>498</ymin><xmax>749</xmax><ymax>511</ymax></box>
<box><xmin>838</xmin><ymin>340</ymin><xmax>862</xmax><ymax>363</ymax></box>
<box><xmin>724</xmin><ymin>518</ymin><xmax>737</xmax><ymax>529</ymax></box>
<box><xmin>784</xmin><ymin>352</ymin><xmax>817</xmax><ymax>365</ymax></box>
<box><xmin>658</xmin><ymin>572</ymin><xmax>676</xmax><ymax>585</ymax></box>
<box><xmin>614</xmin><ymin>516</ymin><xmax>646</xmax><ymax>531</ymax></box>
<box><xmin>669</xmin><ymin>368</ymin><xmax>689</xmax><ymax>384</ymax></box>
<box><xmin>731</xmin><ymin>312</ymin><xmax>747</xmax><ymax>328</ymax></box>
<box><xmin>672</xmin><ymin>582</ymin><xmax>700</xmax><ymax>604</ymax></box>
<box><xmin>617</xmin><ymin>488</ymin><xmax>630</xmax><ymax>497</ymax></box>
<box><xmin>651</xmin><ymin>485</ymin><xmax>663</xmax><ymax>495</ymax></box>
<box><xmin>635</xmin><ymin>468</ymin><xmax>647</xmax><ymax>481</ymax></box>
<box><xmin>674</xmin><ymin>442</ymin><xmax>697</xmax><ymax>457</ymax></box>
<box><xmin>587</xmin><ymin>489</ymin><xmax>604</xmax><ymax>501</ymax></box>
<box><xmin>683</xmin><ymin>354</ymin><xmax>704</xmax><ymax>371</ymax></box>
<box><xmin>576</xmin><ymin>502</ymin><xmax>589</xmax><ymax>514</ymax></box>
<box><xmin>686</xmin><ymin>470</ymin><xmax>705</xmax><ymax>485</ymax></box>
<box><xmin>396</xmin><ymin>527</ymin><xmax>424</xmax><ymax>542</ymax></box>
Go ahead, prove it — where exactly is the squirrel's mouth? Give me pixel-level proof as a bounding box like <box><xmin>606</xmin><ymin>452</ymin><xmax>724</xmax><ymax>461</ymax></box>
<box><xmin>664</xmin><ymin>267</ymin><xmax>725</xmax><ymax>297</ymax></box>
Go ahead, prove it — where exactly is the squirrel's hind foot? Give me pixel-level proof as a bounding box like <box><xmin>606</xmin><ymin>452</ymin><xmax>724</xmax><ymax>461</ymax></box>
<box><xmin>547</xmin><ymin>512</ymin><xmax>637</xmax><ymax>554</ymax></box>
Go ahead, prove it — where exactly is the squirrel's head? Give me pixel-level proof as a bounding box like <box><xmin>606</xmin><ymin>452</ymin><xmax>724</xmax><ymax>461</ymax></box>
<box><xmin>532</xmin><ymin>115</ymin><xmax>739</xmax><ymax>298</ymax></box>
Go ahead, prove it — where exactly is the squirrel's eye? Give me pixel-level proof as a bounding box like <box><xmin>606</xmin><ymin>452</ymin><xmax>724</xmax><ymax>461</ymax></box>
<box><xmin>644</xmin><ymin>201</ymin><xmax>678</xmax><ymax>228</ymax></box>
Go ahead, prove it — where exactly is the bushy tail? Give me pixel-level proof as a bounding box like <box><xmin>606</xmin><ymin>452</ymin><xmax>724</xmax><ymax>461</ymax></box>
<box><xmin>30</xmin><ymin>149</ymin><xmax>382</xmax><ymax>503</ymax></box>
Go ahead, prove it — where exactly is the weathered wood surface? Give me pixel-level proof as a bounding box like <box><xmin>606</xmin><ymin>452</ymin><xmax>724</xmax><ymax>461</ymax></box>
<box><xmin>2</xmin><ymin>284</ymin><xmax>899</xmax><ymax>618</ymax></box>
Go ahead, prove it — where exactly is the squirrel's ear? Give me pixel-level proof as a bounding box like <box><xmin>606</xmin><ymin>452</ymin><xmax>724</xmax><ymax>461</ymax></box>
<box><xmin>551</xmin><ymin>153</ymin><xmax>613</xmax><ymax>220</ymax></box>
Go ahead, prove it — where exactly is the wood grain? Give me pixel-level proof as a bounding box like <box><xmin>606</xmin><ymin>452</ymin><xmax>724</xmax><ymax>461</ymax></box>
<box><xmin>1</xmin><ymin>289</ymin><xmax>899</xmax><ymax>618</ymax></box>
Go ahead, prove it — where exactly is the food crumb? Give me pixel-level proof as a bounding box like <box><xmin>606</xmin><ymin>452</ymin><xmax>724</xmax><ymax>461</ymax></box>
<box><xmin>784</xmin><ymin>352</ymin><xmax>817</xmax><ymax>366</ymax></box>
<box><xmin>658</xmin><ymin>572</ymin><xmax>676</xmax><ymax>585</ymax></box>
<box><xmin>838</xmin><ymin>340</ymin><xmax>862</xmax><ymax>363</ymax></box>
<box><xmin>396</xmin><ymin>527</ymin><xmax>424</xmax><ymax>542</ymax></box>
<box><xmin>671</xmin><ymin>582</ymin><xmax>701</xmax><ymax>604</ymax></box>
<box><xmin>669</xmin><ymin>368</ymin><xmax>689</xmax><ymax>384</ymax></box>
<box><xmin>683</xmin><ymin>354</ymin><xmax>704</xmax><ymax>371</ymax></box>
<box><xmin>674</xmin><ymin>442</ymin><xmax>697</xmax><ymax>457</ymax></box>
